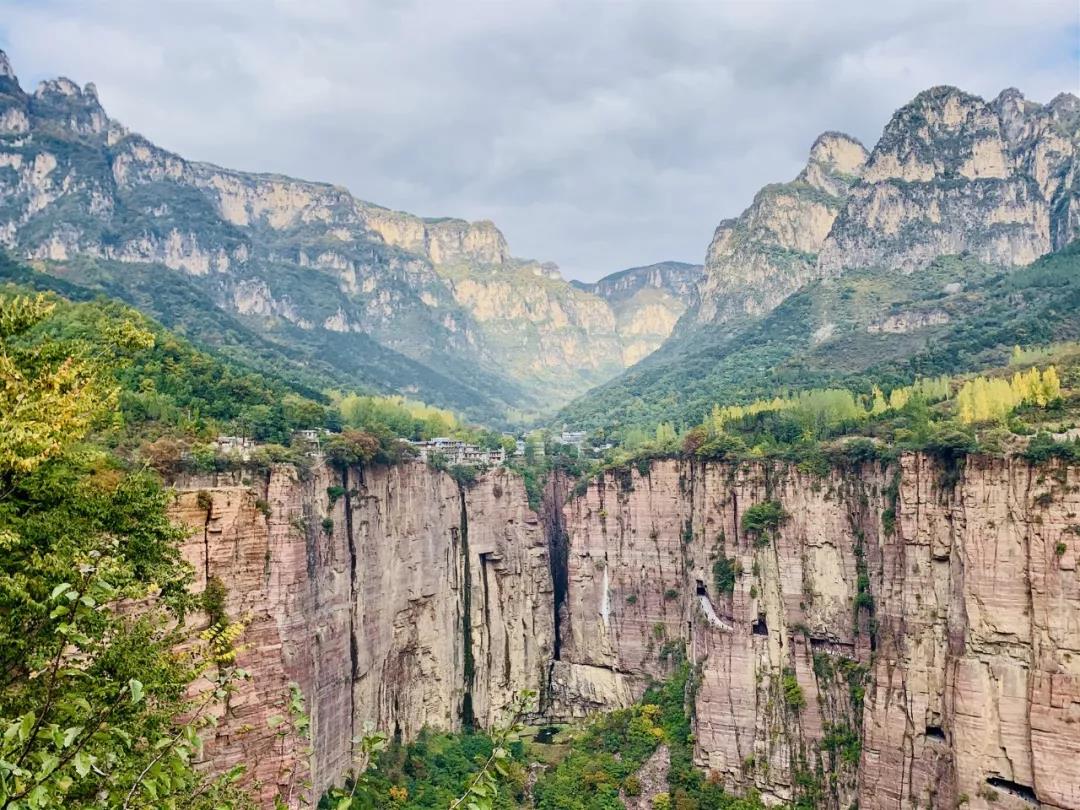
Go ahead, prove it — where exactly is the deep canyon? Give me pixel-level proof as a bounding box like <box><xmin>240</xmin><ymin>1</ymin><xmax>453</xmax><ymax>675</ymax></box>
<box><xmin>172</xmin><ymin>454</ymin><xmax>1080</xmax><ymax>809</ymax></box>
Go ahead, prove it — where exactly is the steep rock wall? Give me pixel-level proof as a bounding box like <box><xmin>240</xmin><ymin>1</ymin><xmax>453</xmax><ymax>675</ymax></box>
<box><xmin>558</xmin><ymin>455</ymin><xmax>1080</xmax><ymax>809</ymax></box>
<box><xmin>170</xmin><ymin>462</ymin><xmax>553</xmax><ymax>806</ymax></box>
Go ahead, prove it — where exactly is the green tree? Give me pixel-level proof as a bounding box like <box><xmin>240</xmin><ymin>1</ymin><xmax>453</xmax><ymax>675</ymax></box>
<box><xmin>0</xmin><ymin>293</ymin><xmax>251</xmax><ymax>809</ymax></box>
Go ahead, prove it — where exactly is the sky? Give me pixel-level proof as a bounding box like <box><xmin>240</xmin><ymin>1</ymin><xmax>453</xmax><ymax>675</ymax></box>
<box><xmin>1</xmin><ymin>1</ymin><xmax>1077</xmax><ymax>282</ymax></box>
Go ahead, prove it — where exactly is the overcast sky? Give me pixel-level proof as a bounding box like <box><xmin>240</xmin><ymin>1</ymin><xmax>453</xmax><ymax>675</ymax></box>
<box><xmin>2</xmin><ymin>1</ymin><xmax>1077</xmax><ymax>281</ymax></box>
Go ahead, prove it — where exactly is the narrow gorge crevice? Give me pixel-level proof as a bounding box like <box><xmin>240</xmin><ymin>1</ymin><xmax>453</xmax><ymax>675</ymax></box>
<box><xmin>342</xmin><ymin>466</ymin><xmax>359</xmax><ymax>745</ymax></box>
<box><xmin>543</xmin><ymin>472</ymin><xmax>570</xmax><ymax>661</ymax></box>
<box><xmin>457</xmin><ymin>484</ymin><xmax>476</xmax><ymax>728</ymax></box>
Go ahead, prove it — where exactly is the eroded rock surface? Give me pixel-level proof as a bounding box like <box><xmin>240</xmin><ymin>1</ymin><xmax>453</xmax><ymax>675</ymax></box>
<box><xmin>171</xmin><ymin>462</ymin><xmax>553</xmax><ymax>806</ymax></box>
<box><xmin>557</xmin><ymin>456</ymin><xmax>1080</xmax><ymax>809</ymax></box>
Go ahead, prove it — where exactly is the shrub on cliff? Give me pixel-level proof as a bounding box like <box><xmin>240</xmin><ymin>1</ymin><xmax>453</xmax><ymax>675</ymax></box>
<box><xmin>1023</xmin><ymin>432</ymin><xmax>1079</xmax><ymax>463</ymax></box>
<box><xmin>693</xmin><ymin>431</ymin><xmax>747</xmax><ymax>461</ymax></box>
<box><xmin>713</xmin><ymin>557</ymin><xmax>738</xmax><ymax>596</ymax></box>
<box><xmin>740</xmin><ymin>501</ymin><xmax>788</xmax><ymax>538</ymax></box>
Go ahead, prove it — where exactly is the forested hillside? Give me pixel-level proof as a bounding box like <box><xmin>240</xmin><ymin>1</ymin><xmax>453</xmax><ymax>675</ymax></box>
<box><xmin>558</xmin><ymin>243</ymin><xmax>1080</xmax><ymax>433</ymax></box>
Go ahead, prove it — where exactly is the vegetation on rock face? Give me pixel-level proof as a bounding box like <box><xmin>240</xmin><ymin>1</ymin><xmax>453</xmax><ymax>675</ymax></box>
<box><xmin>322</xmin><ymin>691</ymin><xmax>535</xmax><ymax>810</ymax></box>
<box><xmin>740</xmin><ymin>501</ymin><xmax>788</xmax><ymax>538</ymax></box>
<box><xmin>533</xmin><ymin>661</ymin><xmax>764</xmax><ymax>810</ymax></box>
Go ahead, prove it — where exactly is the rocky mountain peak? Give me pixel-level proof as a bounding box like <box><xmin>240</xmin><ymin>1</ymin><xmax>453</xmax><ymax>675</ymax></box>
<box><xmin>29</xmin><ymin>74</ymin><xmax>111</xmax><ymax>138</ymax></box>
<box><xmin>0</xmin><ymin>49</ymin><xmax>15</xmax><ymax>81</ymax></box>
<box><xmin>861</xmin><ymin>85</ymin><xmax>1007</xmax><ymax>183</ymax></box>
<box><xmin>806</xmin><ymin>131</ymin><xmax>868</xmax><ymax>175</ymax></box>
<box><xmin>1048</xmin><ymin>91</ymin><xmax>1080</xmax><ymax>124</ymax></box>
<box><xmin>423</xmin><ymin>217</ymin><xmax>510</xmax><ymax>266</ymax></box>
<box><xmin>991</xmin><ymin>87</ymin><xmax>1031</xmax><ymax>145</ymax></box>
<box><xmin>798</xmin><ymin>131</ymin><xmax>868</xmax><ymax>196</ymax></box>
<box><xmin>35</xmin><ymin>76</ymin><xmax>83</xmax><ymax>99</ymax></box>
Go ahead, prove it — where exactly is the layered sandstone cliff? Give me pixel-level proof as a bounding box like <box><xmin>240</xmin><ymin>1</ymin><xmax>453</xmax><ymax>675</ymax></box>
<box><xmin>171</xmin><ymin>452</ymin><xmax>1079</xmax><ymax>809</ymax></box>
<box><xmin>557</xmin><ymin>455</ymin><xmax>1080</xmax><ymax>809</ymax></box>
<box><xmin>170</xmin><ymin>462</ymin><xmax>553</xmax><ymax>806</ymax></box>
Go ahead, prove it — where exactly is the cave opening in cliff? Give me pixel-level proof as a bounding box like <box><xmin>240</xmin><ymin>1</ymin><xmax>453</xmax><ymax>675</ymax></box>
<box><xmin>925</xmin><ymin>725</ymin><xmax>946</xmax><ymax>741</ymax></box>
<box><xmin>985</xmin><ymin>777</ymin><xmax>1038</xmax><ymax>804</ymax></box>
<box><xmin>751</xmin><ymin>615</ymin><xmax>768</xmax><ymax>636</ymax></box>
<box><xmin>696</xmin><ymin>579</ymin><xmax>707</xmax><ymax>596</ymax></box>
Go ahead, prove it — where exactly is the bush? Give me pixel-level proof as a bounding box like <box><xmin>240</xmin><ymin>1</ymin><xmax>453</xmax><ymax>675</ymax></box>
<box><xmin>201</xmin><ymin>575</ymin><xmax>229</xmax><ymax>625</ymax></box>
<box><xmin>323</xmin><ymin>429</ymin><xmax>381</xmax><ymax>468</ymax></box>
<box><xmin>713</xmin><ymin>557</ymin><xmax>737</xmax><ymax>596</ymax></box>
<box><xmin>695</xmin><ymin>432</ymin><xmax>747</xmax><ymax>461</ymax></box>
<box><xmin>447</xmin><ymin>464</ymin><xmax>481</xmax><ymax>487</ymax></box>
<box><xmin>881</xmin><ymin>507</ymin><xmax>896</xmax><ymax>536</ymax></box>
<box><xmin>921</xmin><ymin>425</ymin><xmax>979</xmax><ymax>464</ymax></box>
<box><xmin>832</xmin><ymin>438</ymin><xmax>881</xmax><ymax>465</ymax></box>
<box><xmin>782</xmin><ymin>669</ymin><xmax>805</xmax><ymax>711</ymax></box>
<box><xmin>741</xmin><ymin>500</ymin><xmax>787</xmax><ymax>538</ymax></box>
<box><xmin>1024</xmin><ymin>432</ymin><xmax>1080</xmax><ymax>464</ymax></box>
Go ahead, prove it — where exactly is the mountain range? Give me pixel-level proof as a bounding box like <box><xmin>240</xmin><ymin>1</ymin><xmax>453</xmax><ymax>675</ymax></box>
<box><xmin>1</xmin><ymin>47</ymin><xmax>1078</xmax><ymax>433</ymax></box>
<box><xmin>560</xmin><ymin>84</ymin><xmax>1080</xmax><ymax>430</ymax></box>
<box><xmin>0</xmin><ymin>48</ymin><xmax>698</xmax><ymax>425</ymax></box>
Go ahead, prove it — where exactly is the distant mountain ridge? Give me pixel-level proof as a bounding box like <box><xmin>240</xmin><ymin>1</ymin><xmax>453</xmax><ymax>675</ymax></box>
<box><xmin>572</xmin><ymin>260</ymin><xmax>703</xmax><ymax>365</ymax></box>
<box><xmin>0</xmin><ymin>49</ymin><xmax>696</xmax><ymax>423</ymax></box>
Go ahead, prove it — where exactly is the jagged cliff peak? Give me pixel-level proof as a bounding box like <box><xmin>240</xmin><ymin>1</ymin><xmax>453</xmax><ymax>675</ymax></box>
<box><xmin>0</xmin><ymin>49</ymin><xmax>16</xmax><ymax>81</ymax></box>
<box><xmin>578</xmin><ymin>260</ymin><xmax>702</xmax><ymax>300</ymax></box>
<box><xmin>798</xmin><ymin>131</ymin><xmax>868</xmax><ymax>197</ymax></box>
<box><xmin>362</xmin><ymin>208</ymin><xmax>512</xmax><ymax>267</ymax></box>
<box><xmin>861</xmin><ymin>84</ymin><xmax>1009</xmax><ymax>183</ymax></box>
<box><xmin>805</xmin><ymin>131</ymin><xmax>868</xmax><ymax>175</ymax></box>
<box><xmin>688</xmin><ymin>127</ymin><xmax>867</xmax><ymax>326</ymax></box>
<box><xmin>1048</xmin><ymin>91</ymin><xmax>1080</xmax><ymax>115</ymax></box>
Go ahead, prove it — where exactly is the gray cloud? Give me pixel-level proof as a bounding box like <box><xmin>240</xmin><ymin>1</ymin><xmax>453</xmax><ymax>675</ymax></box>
<box><xmin>2</xmin><ymin>0</ymin><xmax>1077</xmax><ymax>280</ymax></box>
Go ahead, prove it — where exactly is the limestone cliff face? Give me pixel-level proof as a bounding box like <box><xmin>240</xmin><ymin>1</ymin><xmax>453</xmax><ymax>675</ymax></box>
<box><xmin>819</xmin><ymin>87</ymin><xmax>1080</xmax><ymax>275</ymax></box>
<box><xmin>688</xmin><ymin>87</ymin><xmax>1079</xmax><ymax>332</ymax></box>
<box><xmin>170</xmin><ymin>462</ymin><xmax>553</xmax><ymax>807</ymax></box>
<box><xmin>0</xmin><ymin>50</ymin><xmax>695</xmax><ymax>414</ymax></box>
<box><xmin>692</xmin><ymin>132</ymin><xmax>868</xmax><ymax>327</ymax></box>
<box><xmin>557</xmin><ymin>455</ymin><xmax>1080</xmax><ymax>809</ymax></box>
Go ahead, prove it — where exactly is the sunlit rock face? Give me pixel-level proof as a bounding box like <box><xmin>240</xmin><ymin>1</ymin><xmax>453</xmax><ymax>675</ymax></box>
<box><xmin>170</xmin><ymin>463</ymin><xmax>553</xmax><ymax>807</ymax></box>
<box><xmin>819</xmin><ymin>87</ymin><xmax>1079</xmax><ymax>275</ymax></box>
